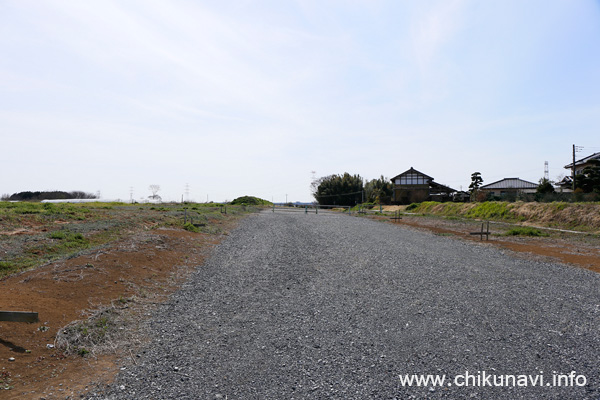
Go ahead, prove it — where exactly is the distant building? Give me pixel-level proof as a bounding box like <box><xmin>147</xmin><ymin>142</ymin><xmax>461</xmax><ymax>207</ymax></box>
<box><xmin>479</xmin><ymin>178</ymin><xmax>537</xmax><ymax>197</ymax></box>
<box><xmin>564</xmin><ymin>152</ymin><xmax>600</xmax><ymax>175</ymax></box>
<box><xmin>390</xmin><ymin>167</ymin><xmax>456</xmax><ymax>204</ymax></box>
<box><xmin>558</xmin><ymin>152</ymin><xmax>600</xmax><ymax>191</ymax></box>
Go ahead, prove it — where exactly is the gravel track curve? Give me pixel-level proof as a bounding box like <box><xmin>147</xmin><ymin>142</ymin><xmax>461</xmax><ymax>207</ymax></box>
<box><xmin>91</xmin><ymin>211</ymin><xmax>600</xmax><ymax>399</ymax></box>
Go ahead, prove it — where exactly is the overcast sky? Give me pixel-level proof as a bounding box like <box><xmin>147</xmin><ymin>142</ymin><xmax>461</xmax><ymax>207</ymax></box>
<box><xmin>2</xmin><ymin>1</ymin><xmax>600</xmax><ymax>202</ymax></box>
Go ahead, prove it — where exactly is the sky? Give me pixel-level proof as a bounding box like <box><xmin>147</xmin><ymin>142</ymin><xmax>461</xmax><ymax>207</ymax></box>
<box><xmin>2</xmin><ymin>0</ymin><xmax>600</xmax><ymax>203</ymax></box>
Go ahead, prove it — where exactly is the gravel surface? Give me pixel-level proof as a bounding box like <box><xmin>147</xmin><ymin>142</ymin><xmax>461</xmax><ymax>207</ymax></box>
<box><xmin>90</xmin><ymin>210</ymin><xmax>600</xmax><ymax>399</ymax></box>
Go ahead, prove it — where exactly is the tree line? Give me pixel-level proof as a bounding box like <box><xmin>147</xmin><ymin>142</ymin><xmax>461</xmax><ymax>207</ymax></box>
<box><xmin>312</xmin><ymin>173</ymin><xmax>393</xmax><ymax>206</ymax></box>
<box><xmin>1</xmin><ymin>191</ymin><xmax>98</xmax><ymax>201</ymax></box>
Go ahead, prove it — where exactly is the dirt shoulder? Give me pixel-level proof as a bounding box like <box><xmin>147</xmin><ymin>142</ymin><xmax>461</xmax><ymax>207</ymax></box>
<box><xmin>0</xmin><ymin>204</ymin><xmax>246</xmax><ymax>399</ymax></box>
<box><xmin>370</xmin><ymin>212</ymin><xmax>600</xmax><ymax>274</ymax></box>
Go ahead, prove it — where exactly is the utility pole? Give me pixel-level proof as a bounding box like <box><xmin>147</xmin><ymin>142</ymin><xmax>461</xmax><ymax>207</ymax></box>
<box><xmin>573</xmin><ymin>144</ymin><xmax>576</xmax><ymax>192</ymax></box>
<box><xmin>572</xmin><ymin>145</ymin><xmax>584</xmax><ymax>191</ymax></box>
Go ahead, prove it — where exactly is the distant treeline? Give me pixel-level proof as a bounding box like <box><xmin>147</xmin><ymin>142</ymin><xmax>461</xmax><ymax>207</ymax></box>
<box><xmin>1</xmin><ymin>191</ymin><xmax>98</xmax><ymax>201</ymax></box>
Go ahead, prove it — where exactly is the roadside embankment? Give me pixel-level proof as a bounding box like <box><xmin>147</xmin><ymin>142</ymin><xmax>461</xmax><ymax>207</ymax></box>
<box><xmin>385</xmin><ymin>201</ymin><xmax>600</xmax><ymax>232</ymax></box>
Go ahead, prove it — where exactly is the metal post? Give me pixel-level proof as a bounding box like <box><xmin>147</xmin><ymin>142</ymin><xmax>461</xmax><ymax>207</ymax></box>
<box><xmin>184</xmin><ymin>208</ymin><xmax>187</xmax><ymax>224</ymax></box>
<box><xmin>305</xmin><ymin>205</ymin><xmax>307</xmax><ymax>214</ymax></box>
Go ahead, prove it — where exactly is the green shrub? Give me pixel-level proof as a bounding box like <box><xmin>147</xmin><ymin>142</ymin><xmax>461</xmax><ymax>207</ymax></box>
<box><xmin>48</xmin><ymin>230</ymin><xmax>86</xmax><ymax>242</ymax></box>
<box><xmin>183</xmin><ymin>222</ymin><xmax>200</xmax><ymax>233</ymax></box>
<box><xmin>230</xmin><ymin>196</ymin><xmax>272</xmax><ymax>206</ymax></box>
<box><xmin>504</xmin><ymin>227</ymin><xmax>549</xmax><ymax>237</ymax></box>
<box><xmin>49</xmin><ymin>231</ymin><xmax>67</xmax><ymax>240</ymax></box>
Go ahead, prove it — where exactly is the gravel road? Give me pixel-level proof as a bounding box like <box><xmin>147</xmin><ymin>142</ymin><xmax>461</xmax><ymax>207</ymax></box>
<box><xmin>92</xmin><ymin>210</ymin><xmax>600</xmax><ymax>399</ymax></box>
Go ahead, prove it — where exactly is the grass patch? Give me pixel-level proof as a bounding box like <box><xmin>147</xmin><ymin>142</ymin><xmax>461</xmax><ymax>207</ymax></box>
<box><xmin>0</xmin><ymin>202</ymin><xmax>95</xmax><ymax>222</ymax></box>
<box><xmin>403</xmin><ymin>201</ymin><xmax>516</xmax><ymax>220</ymax></box>
<box><xmin>465</xmin><ymin>202</ymin><xmax>513</xmax><ymax>220</ymax></box>
<box><xmin>0</xmin><ymin>201</ymin><xmax>259</xmax><ymax>278</ymax></box>
<box><xmin>504</xmin><ymin>227</ymin><xmax>549</xmax><ymax>237</ymax></box>
<box><xmin>46</xmin><ymin>230</ymin><xmax>89</xmax><ymax>252</ymax></box>
<box><xmin>552</xmin><ymin>202</ymin><xmax>569</xmax><ymax>211</ymax></box>
<box><xmin>183</xmin><ymin>222</ymin><xmax>200</xmax><ymax>233</ymax></box>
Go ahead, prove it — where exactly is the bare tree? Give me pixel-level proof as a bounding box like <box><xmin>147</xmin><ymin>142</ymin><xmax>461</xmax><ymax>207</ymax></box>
<box><xmin>148</xmin><ymin>185</ymin><xmax>161</xmax><ymax>202</ymax></box>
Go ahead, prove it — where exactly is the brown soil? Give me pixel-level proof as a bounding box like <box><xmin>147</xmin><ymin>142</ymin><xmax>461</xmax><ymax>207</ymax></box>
<box><xmin>0</xmin><ymin>220</ymin><xmax>236</xmax><ymax>400</ymax></box>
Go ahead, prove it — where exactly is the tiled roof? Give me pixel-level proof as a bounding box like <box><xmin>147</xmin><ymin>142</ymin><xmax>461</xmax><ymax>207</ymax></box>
<box><xmin>480</xmin><ymin>178</ymin><xmax>537</xmax><ymax>190</ymax></box>
<box><xmin>564</xmin><ymin>152</ymin><xmax>600</xmax><ymax>169</ymax></box>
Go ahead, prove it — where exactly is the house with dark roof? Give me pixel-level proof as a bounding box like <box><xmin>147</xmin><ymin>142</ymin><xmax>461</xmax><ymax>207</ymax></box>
<box><xmin>390</xmin><ymin>167</ymin><xmax>456</xmax><ymax>204</ymax></box>
<box><xmin>558</xmin><ymin>152</ymin><xmax>600</xmax><ymax>191</ymax></box>
<box><xmin>479</xmin><ymin>178</ymin><xmax>537</xmax><ymax>197</ymax></box>
<box><xmin>564</xmin><ymin>152</ymin><xmax>600</xmax><ymax>174</ymax></box>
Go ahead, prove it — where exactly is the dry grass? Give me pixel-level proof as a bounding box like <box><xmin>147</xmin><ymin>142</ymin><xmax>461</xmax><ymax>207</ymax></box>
<box><xmin>383</xmin><ymin>201</ymin><xmax>600</xmax><ymax>232</ymax></box>
<box><xmin>510</xmin><ymin>202</ymin><xmax>600</xmax><ymax>231</ymax></box>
